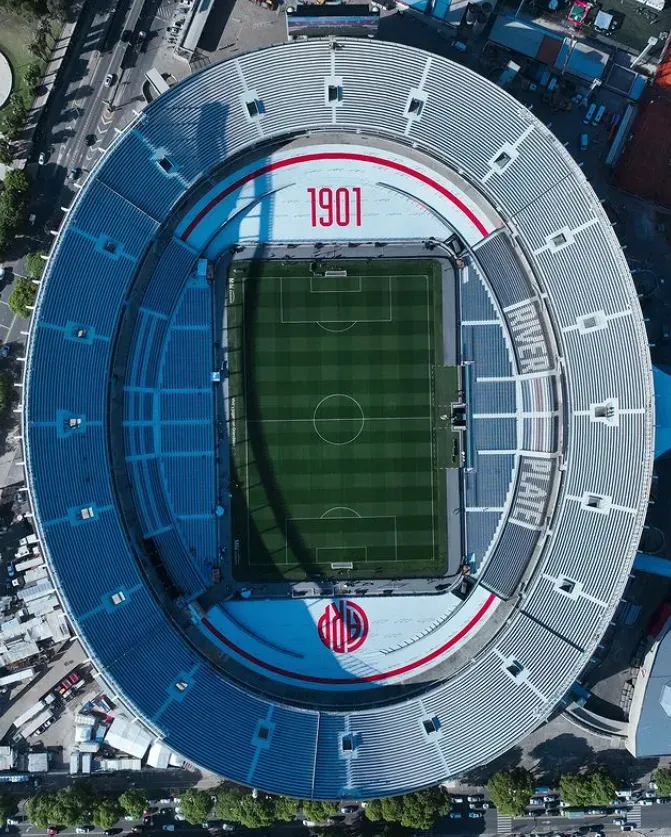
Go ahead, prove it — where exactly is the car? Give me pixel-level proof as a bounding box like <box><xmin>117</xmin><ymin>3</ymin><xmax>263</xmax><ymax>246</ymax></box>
<box><xmin>302</xmin><ymin>822</ymin><xmax>318</xmax><ymax>828</ymax></box>
<box><xmin>613</xmin><ymin>819</ymin><xmax>626</xmax><ymax>826</ymax></box>
<box><xmin>104</xmin><ymin>73</ymin><xmax>115</xmax><ymax>86</ymax></box>
<box><xmin>85</xmin><ymin>134</ymin><xmax>96</xmax><ymax>146</ymax></box>
<box><xmin>481</xmin><ymin>801</ymin><xmax>493</xmax><ymax>809</ymax></box>
<box><xmin>132</xmin><ymin>828</ymin><xmax>144</xmax><ymax>834</ymax></box>
<box><xmin>172</xmin><ymin>799</ymin><xmax>181</xmax><ymax>805</ymax></box>
<box><xmin>38</xmin><ymin>152</ymin><xmax>46</xmax><ymax>165</ymax></box>
<box><xmin>544</xmin><ymin>796</ymin><xmax>559</xmax><ymax>803</ymax></box>
<box><xmin>468</xmin><ymin>812</ymin><xmax>484</xmax><ymax>819</ymax></box>
<box><xmin>449</xmin><ymin>813</ymin><xmax>462</xmax><ymax>819</ymax></box>
<box><xmin>613</xmin><ymin>808</ymin><xmax>629</xmax><ymax>814</ymax></box>
<box><xmin>451</xmin><ymin>797</ymin><xmax>464</xmax><ymax>804</ymax></box>
<box><xmin>144</xmin><ymin>809</ymin><xmax>154</xmax><ymax>816</ymax></box>
<box><xmin>641</xmin><ymin>800</ymin><xmax>654</xmax><ymax>806</ymax></box>
<box><xmin>76</xmin><ymin>827</ymin><xmax>93</xmax><ymax>833</ymax></box>
<box><xmin>529</xmin><ymin>799</ymin><xmax>544</xmax><ymax>806</ymax></box>
<box><xmin>160</xmin><ymin>809</ymin><xmax>172</xmax><ymax>816</ymax></box>
<box><xmin>621</xmin><ymin>827</ymin><xmax>634</xmax><ymax>832</ymax></box>
<box><xmin>1</xmin><ymin>342</ymin><xmax>12</xmax><ymax>358</ymax></box>
<box><xmin>220</xmin><ymin>826</ymin><xmax>234</xmax><ymax>833</ymax></box>
<box><xmin>124</xmin><ymin>817</ymin><xmax>135</xmax><ymax>822</ymax></box>
<box><xmin>467</xmin><ymin>795</ymin><xmax>484</xmax><ymax>802</ymax></box>
<box><xmin>644</xmin><ymin>792</ymin><xmax>657</xmax><ymax>799</ymax></box>
<box><xmin>469</xmin><ymin>802</ymin><xmax>482</xmax><ymax>810</ymax></box>
<box><xmin>545</xmin><ymin>809</ymin><xmax>560</xmax><ymax>817</ymax></box>
<box><xmin>147</xmin><ymin>801</ymin><xmax>158</xmax><ymax>807</ymax></box>
<box><xmin>162</xmin><ymin>827</ymin><xmax>174</xmax><ymax>833</ymax></box>
<box><xmin>47</xmin><ymin>829</ymin><xmax>58</xmax><ymax>836</ymax></box>
<box><xmin>160</xmin><ymin>799</ymin><xmax>172</xmax><ymax>805</ymax></box>
<box><xmin>656</xmin><ymin>797</ymin><xmax>668</xmax><ymax>804</ymax></box>
<box><xmin>143</xmin><ymin>818</ymin><xmax>152</xmax><ymax>826</ymax></box>
<box><xmin>649</xmin><ymin>781</ymin><xmax>658</xmax><ymax>790</ymax></box>
<box><xmin>69</xmin><ymin>168</ymin><xmax>80</xmax><ymax>181</ymax></box>
<box><xmin>340</xmin><ymin>806</ymin><xmax>358</xmax><ymax>814</ymax></box>
<box><xmin>175</xmin><ymin>816</ymin><xmax>186</xmax><ymax>822</ymax></box>
<box><xmin>5</xmin><ymin>821</ymin><xmax>18</xmax><ymax>827</ymax></box>
<box><xmin>587</xmin><ymin>808</ymin><xmax>606</xmax><ymax>815</ymax></box>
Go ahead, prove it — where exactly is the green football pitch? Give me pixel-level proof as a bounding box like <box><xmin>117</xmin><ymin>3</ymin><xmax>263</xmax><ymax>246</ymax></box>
<box><xmin>226</xmin><ymin>258</ymin><xmax>458</xmax><ymax>582</ymax></box>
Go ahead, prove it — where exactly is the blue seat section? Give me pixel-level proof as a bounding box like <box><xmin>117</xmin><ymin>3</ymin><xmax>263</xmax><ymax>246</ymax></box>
<box><xmin>97</xmin><ymin>129</ymin><xmax>187</xmax><ymax>220</ymax></box>
<box><xmin>70</xmin><ymin>179</ymin><xmax>159</xmax><ymax>258</ymax></box>
<box><xmin>481</xmin><ymin>522</ymin><xmax>539</xmax><ymax>599</ymax></box>
<box><xmin>142</xmin><ymin>239</ymin><xmax>199</xmax><ymax>317</ymax></box>
<box><xmin>460</xmin><ymin>270</ymin><xmax>497</xmax><ymax>321</ymax></box>
<box><xmin>128</xmin><ymin>458</ymin><xmax>172</xmax><ymax>536</ymax></box>
<box><xmin>465</xmin><ymin>511</ymin><xmax>500</xmax><ymax>567</ymax></box>
<box><xmin>79</xmin><ymin>586</ymin><xmax>164</xmax><ymax>668</ymax></box>
<box><xmin>154</xmin><ymin>280</ymin><xmax>217</xmax><ymax>586</ymax></box>
<box><xmin>152</xmin><ymin>528</ymin><xmax>207</xmax><ymax>594</ymax></box>
<box><xmin>313</xmin><ymin>713</ymin><xmax>349</xmax><ymax>798</ymax></box>
<box><xmin>474</xmin><ymin>233</ymin><xmax>533</xmax><ymax>310</ymax></box>
<box><xmin>470</xmin><ymin>380</ymin><xmax>516</xmax><ymax>414</ymax></box>
<box><xmin>29</xmin><ymin>327</ymin><xmax>109</xmax><ymax>422</ymax></box>
<box><xmin>173</xmin><ymin>284</ymin><xmax>211</xmax><ymax>326</ymax></box>
<box><xmin>252</xmin><ymin>706</ymin><xmax>320</xmax><ymax>797</ymax></box>
<box><xmin>29</xmin><ymin>425</ymin><xmax>112</xmax><ymax>523</ymax></box>
<box><xmin>161</xmin><ymin>328</ymin><xmax>212</xmax><ymax>389</ymax></box>
<box><xmin>105</xmin><ymin>619</ymin><xmax>201</xmax><ymax>720</ymax></box>
<box><xmin>127</xmin><ymin>312</ymin><xmax>170</xmax><ymax>389</ymax></box>
<box><xmin>39</xmin><ymin>231</ymin><xmax>138</xmax><ymax>335</ymax></box>
<box><xmin>473</xmin><ymin>417</ymin><xmax>516</xmax><ymax>451</ymax></box>
<box><xmin>125</xmin><ymin>424</ymin><xmax>155</xmax><ymax>459</ymax></box>
<box><xmin>463</xmin><ymin>325</ymin><xmax>511</xmax><ymax>379</ymax></box>
<box><xmin>465</xmin><ymin>455</ymin><xmax>515</xmax><ymax>508</ymax></box>
<box><xmin>44</xmin><ymin>508</ymin><xmax>141</xmax><ymax>617</ymax></box>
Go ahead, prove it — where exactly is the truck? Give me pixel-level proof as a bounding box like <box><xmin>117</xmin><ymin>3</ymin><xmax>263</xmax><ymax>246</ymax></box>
<box><xmin>561</xmin><ymin>809</ymin><xmax>587</xmax><ymax>819</ymax></box>
<box><xmin>20</xmin><ymin>708</ymin><xmax>53</xmax><ymax>738</ymax></box>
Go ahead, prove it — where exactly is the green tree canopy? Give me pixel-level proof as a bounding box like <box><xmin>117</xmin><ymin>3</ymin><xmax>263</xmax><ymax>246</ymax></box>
<box><xmin>302</xmin><ymin>801</ymin><xmax>339</xmax><ymax>823</ymax></box>
<box><xmin>655</xmin><ymin>767</ymin><xmax>671</xmax><ymax>797</ymax></box>
<box><xmin>8</xmin><ymin>277</ymin><xmax>36</xmax><ymax>318</ymax></box>
<box><xmin>487</xmin><ymin>768</ymin><xmax>535</xmax><ymax>816</ymax></box>
<box><xmin>92</xmin><ymin>799</ymin><xmax>122</xmax><ymax>830</ymax></box>
<box><xmin>272</xmin><ymin>796</ymin><xmax>300</xmax><ymax>822</ymax></box>
<box><xmin>559</xmin><ymin>771</ymin><xmax>617</xmax><ymax>807</ymax></box>
<box><xmin>363</xmin><ymin>789</ymin><xmax>449</xmax><ymax>830</ymax></box>
<box><xmin>0</xmin><ymin>792</ymin><xmax>18</xmax><ymax>822</ymax></box>
<box><xmin>25</xmin><ymin>251</ymin><xmax>46</xmax><ymax>279</ymax></box>
<box><xmin>178</xmin><ymin>788</ymin><xmax>213</xmax><ymax>825</ymax></box>
<box><xmin>118</xmin><ymin>789</ymin><xmax>147</xmax><ymax>819</ymax></box>
<box><xmin>25</xmin><ymin>793</ymin><xmax>53</xmax><ymax>828</ymax></box>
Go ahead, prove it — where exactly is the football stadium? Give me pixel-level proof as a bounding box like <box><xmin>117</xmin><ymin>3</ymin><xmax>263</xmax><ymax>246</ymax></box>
<box><xmin>22</xmin><ymin>39</ymin><xmax>654</xmax><ymax>797</ymax></box>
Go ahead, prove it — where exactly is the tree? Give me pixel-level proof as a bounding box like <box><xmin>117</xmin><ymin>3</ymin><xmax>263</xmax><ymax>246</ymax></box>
<box><xmin>25</xmin><ymin>251</ymin><xmax>46</xmax><ymax>279</ymax></box>
<box><xmin>118</xmin><ymin>789</ymin><xmax>147</xmax><ymax>819</ymax></box>
<box><xmin>487</xmin><ymin>768</ymin><xmax>535</xmax><ymax>816</ymax></box>
<box><xmin>178</xmin><ymin>789</ymin><xmax>212</xmax><ymax>825</ymax></box>
<box><xmin>302</xmin><ymin>801</ymin><xmax>339</xmax><ymax>823</ymax></box>
<box><xmin>8</xmin><ymin>277</ymin><xmax>36</xmax><ymax>318</ymax></box>
<box><xmin>0</xmin><ymin>139</ymin><xmax>13</xmax><ymax>166</ymax></box>
<box><xmin>559</xmin><ymin>771</ymin><xmax>617</xmax><ymax>807</ymax></box>
<box><xmin>237</xmin><ymin>795</ymin><xmax>275</xmax><ymax>829</ymax></box>
<box><xmin>0</xmin><ymin>94</ymin><xmax>29</xmax><ymax>141</ymax></box>
<box><xmin>24</xmin><ymin>63</ymin><xmax>43</xmax><ymax>95</ymax></box>
<box><xmin>25</xmin><ymin>794</ymin><xmax>54</xmax><ymax>828</ymax></box>
<box><xmin>363</xmin><ymin>789</ymin><xmax>449</xmax><ymax>830</ymax></box>
<box><xmin>46</xmin><ymin>0</ymin><xmax>70</xmax><ymax>20</ymax></box>
<box><xmin>655</xmin><ymin>767</ymin><xmax>671</xmax><ymax>797</ymax></box>
<box><xmin>93</xmin><ymin>799</ymin><xmax>122</xmax><ymax>830</ymax></box>
<box><xmin>273</xmin><ymin>796</ymin><xmax>300</xmax><ymax>822</ymax></box>
<box><xmin>0</xmin><ymin>792</ymin><xmax>18</xmax><ymax>822</ymax></box>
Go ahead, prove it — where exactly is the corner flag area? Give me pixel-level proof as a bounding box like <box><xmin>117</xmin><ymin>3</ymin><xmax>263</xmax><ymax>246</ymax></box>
<box><xmin>226</xmin><ymin>258</ymin><xmax>458</xmax><ymax>582</ymax></box>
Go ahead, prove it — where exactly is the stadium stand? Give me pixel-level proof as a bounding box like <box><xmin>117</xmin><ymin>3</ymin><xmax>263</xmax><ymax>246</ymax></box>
<box><xmin>23</xmin><ymin>40</ymin><xmax>652</xmax><ymax>798</ymax></box>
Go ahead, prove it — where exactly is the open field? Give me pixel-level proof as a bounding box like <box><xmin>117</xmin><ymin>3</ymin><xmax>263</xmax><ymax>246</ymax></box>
<box><xmin>226</xmin><ymin>258</ymin><xmax>457</xmax><ymax>582</ymax></box>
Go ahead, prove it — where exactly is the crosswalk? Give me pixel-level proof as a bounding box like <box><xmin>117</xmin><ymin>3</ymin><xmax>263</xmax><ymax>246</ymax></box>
<box><xmin>497</xmin><ymin>814</ymin><xmax>513</xmax><ymax>833</ymax></box>
<box><xmin>628</xmin><ymin>801</ymin><xmax>642</xmax><ymax>827</ymax></box>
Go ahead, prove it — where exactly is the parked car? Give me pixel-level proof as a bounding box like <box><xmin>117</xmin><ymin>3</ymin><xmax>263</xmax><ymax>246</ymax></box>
<box><xmin>449</xmin><ymin>813</ymin><xmax>462</xmax><ymax>820</ymax></box>
<box><xmin>641</xmin><ymin>800</ymin><xmax>655</xmax><ymax>806</ymax></box>
<box><xmin>613</xmin><ymin>819</ymin><xmax>626</xmax><ymax>826</ymax></box>
<box><xmin>546</xmin><ymin>809</ymin><xmax>560</xmax><ymax>817</ymax></box>
<box><xmin>529</xmin><ymin>799</ymin><xmax>544</xmax><ymax>807</ymax></box>
<box><xmin>220</xmin><ymin>826</ymin><xmax>234</xmax><ymax>832</ymax></box>
<box><xmin>302</xmin><ymin>822</ymin><xmax>318</xmax><ymax>828</ymax></box>
<box><xmin>6</xmin><ymin>820</ymin><xmax>18</xmax><ymax>827</ymax></box>
<box><xmin>38</xmin><ymin>152</ymin><xmax>46</xmax><ymax>165</ymax></box>
<box><xmin>481</xmin><ymin>802</ymin><xmax>494</xmax><ymax>809</ymax></box>
<box><xmin>175</xmin><ymin>816</ymin><xmax>186</xmax><ymax>822</ymax></box>
<box><xmin>613</xmin><ymin>808</ymin><xmax>629</xmax><ymax>814</ymax></box>
<box><xmin>47</xmin><ymin>828</ymin><xmax>58</xmax><ymax>836</ymax></box>
<box><xmin>132</xmin><ymin>828</ymin><xmax>144</xmax><ymax>834</ymax></box>
<box><xmin>468</xmin><ymin>812</ymin><xmax>484</xmax><ymax>819</ymax></box>
<box><xmin>340</xmin><ymin>806</ymin><xmax>358</xmax><ymax>814</ymax></box>
<box><xmin>162</xmin><ymin>827</ymin><xmax>174</xmax><ymax>833</ymax></box>
<box><xmin>124</xmin><ymin>817</ymin><xmax>135</xmax><ymax>822</ymax></box>
<box><xmin>69</xmin><ymin>168</ymin><xmax>80</xmax><ymax>181</ymax></box>
<box><xmin>143</xmin><ymin>817</ymin><xmax>152</xmax><ymax>825</ymax></box>
<box><xmin>621</xmin><ymin>827</ymin><xmax>634</xmax><ymax>832</ymax></box>
<box><xmin>644</xmin><ymin>792</ymin><xmax>657</xmax><ymax>799</ymax></box>
<box><xmin>75</xmin><ymin>828</ymin><xmax>93</xmax><ymax>834</ymax></box>
<box><xmin>160</xmin><ymin>809</ymin><xmax>172</xmax><ymax>816</ymax></box>
<box><xmin>1</xmin><ymin>343</ymin><xmax>12</xmax><ymax>358</ymax></box>
<box><xmin>586</xmin><ymin>808</ymin><xmax>606</xmax><ymax>815</ymax></box>
<box><xmin>451</xmin><ymin>797</ymin><xmax>464</xmax><ymax>804</ymax></box>
<box><xmin>544</xmin><ymin>796</ymin><xmax>560</xmax><ymax>803</ymax></box>
<box><xmin>656</xmin><ymin>798</ymin><xmax>668</xmax><ymax>804</ymax></box>
<box><xmin>467</xmin><ymin>795</ymin><xmax>484</xmax><ymax>802</ymax></box>
<box><xmin>104</xmin><ymin>73</ymin><xmax>115</xmax><ymax>86</ymax></box>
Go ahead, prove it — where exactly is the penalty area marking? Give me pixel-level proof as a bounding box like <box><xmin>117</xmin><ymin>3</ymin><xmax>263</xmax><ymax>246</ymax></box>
<box><xmin>283</xmin><ymin>513</ymin><xmax>399</xmax><ymax>566</ymax></box>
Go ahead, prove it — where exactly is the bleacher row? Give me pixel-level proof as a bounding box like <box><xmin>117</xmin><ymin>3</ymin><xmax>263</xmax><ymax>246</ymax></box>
<box><xmin>123</xmin><ymin>241</ymin><xmax>216</xmax><ymax>599</ymax></box>
<box><xmin>22</xmin><ymin>39</ymin><xmax>653</xmax><ymax>797</ymax></box>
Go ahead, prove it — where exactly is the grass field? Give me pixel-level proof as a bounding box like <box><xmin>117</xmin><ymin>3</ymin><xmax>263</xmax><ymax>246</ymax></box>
<box><xmin>226</xmin><ymin>258</ymin><xmax>458</xmax><ymax>582</ymax></box>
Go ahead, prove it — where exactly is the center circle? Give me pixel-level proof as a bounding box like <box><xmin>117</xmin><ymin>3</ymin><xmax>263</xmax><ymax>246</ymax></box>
<box><xmin>313</xmin><ymin>394</ymin><xmax>365</xmax><ymax>446</ymax></box>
